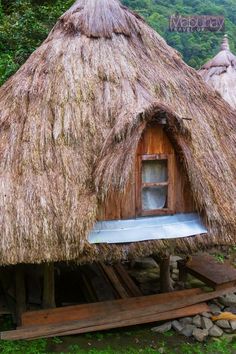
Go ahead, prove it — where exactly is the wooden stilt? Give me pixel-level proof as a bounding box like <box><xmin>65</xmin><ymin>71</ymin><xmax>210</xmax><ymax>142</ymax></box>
<box><xmin>43</xmin><ymin>263</ymin><xmax>55</xmax><ymax>309</ymax></box>
<box><xmin>159</xmin><ymin>255</ymin><xmax>174</xmax><ymax>293</ymax></box>
<box><xmin>178</xmin><ymin>262</ymin><xmax>188</xmax><ymax>284</ymax></box>
<box><xmin>15</xmin><ymin>265</ymin><xmax>26</xmax><ymax>326</ymax></box>
<box><xmin>153</xmin><ymin>254</ymin><xmax>174</xmax><ymax>293</ymax></box>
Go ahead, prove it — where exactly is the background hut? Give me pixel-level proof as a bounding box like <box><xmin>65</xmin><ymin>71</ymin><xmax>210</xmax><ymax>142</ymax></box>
<box><xmin>0</xmin><ymin>0</ymin><xmax>236</xmax><ymax>315</ymax></box>
<box><xmin>199</xmin><ymin>34</ymin><xmax>236</xmax><ymax>109</ymax></box>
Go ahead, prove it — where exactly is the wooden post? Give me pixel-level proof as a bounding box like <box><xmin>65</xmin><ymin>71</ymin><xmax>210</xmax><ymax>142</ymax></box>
<box><xmin>178</xmin><ymin>261</ymin><xmax>188</xmax><ymax>284</ymax></box>
<box><xmin>43</xmin><ymin>263</ymin><xmax>56</xmax><ymax>309</ymax></box>
<box><xmin>15</xmin><ymin>265</ymin><xmax>26</xmax><ymax>326</ymax></box>
<box><xmin>153</xmin><ymin>254</ymin><xmax>174</xmax><ymax>293</ymax></box>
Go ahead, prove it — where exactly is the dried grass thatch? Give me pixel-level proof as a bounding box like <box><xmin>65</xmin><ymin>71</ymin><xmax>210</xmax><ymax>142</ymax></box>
<box><xmin>199</xmin><ymin>35</ymin><xmax>236</xmax><ymax>109</ymax></box>
<box><xmin>0</xmin><ymin>0</ymin><xmax>235</xmax><ymax>265</ymax></box>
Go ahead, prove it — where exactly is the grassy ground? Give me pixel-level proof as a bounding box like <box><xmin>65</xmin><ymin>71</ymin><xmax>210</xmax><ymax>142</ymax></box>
<box><xmin>1</xmin><ymin>322</ymin><xmax>236</xmax><ymax>354</ymax></box>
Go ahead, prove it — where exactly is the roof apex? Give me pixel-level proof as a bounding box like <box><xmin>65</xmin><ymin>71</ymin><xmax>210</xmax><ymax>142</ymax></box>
<box><xmin>59</xmin><ymin>0</ymin><xmax>138</xmax><ymax>38</ymax></box>
<box><xmin>220</xmin><ymin>34</ymin><xmax>230</xmax><ymax>51</ymax></box>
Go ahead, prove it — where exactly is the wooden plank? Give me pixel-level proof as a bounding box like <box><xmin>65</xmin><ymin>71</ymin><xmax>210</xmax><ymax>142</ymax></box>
<box><xmin>89</xmin><ymin>264</ymin><xmax>117</xmax><ymax>301</ymax></box>
<box><xmin>39</xmin><ymin>302</ymin><xmax>209</xmax><ymax>339</ymax></box>
<box><xmin>15</xmin><ymin>265</ymin><xmax>26</xmax><ymax>326</ymax></box>
<box><xmin>1</xmin><ymin>302</ymin><xmax>209</xmax><ymax>340</ymax></box>
<box><xmin>167</xmin><ymin>153</ymin><xmax>176</xmax><ymax>211</ymax></box>
<box><xmin>43</xmin><ymin>263</ymin><xmax>55</xmax><ymax>309</ymax></box>
<box><xmin>81</xmin><ymin>274</ymin><xmax>97</xmax><ymax>303</ymax></box>
<box><xmin>100</xmin><ymin>263</ymin><xmax>129</xmax><ymax>299</ymax></box>
<box><xmin>21</xmin><ymin>288</ymin><xmax>202</xmax><ymax>327</ymax></box>
<box><xmin>113</xmin><ymin>264</ymin><xmax>142</xmax><ymax>297</ymax></box>
<box><xmin>12</xmin><ymin>284</ymin><xmax>236</xmax><ymax>339</ymax></box>
<box><xmin>120</xmin><ymin>170</ymin><xmax>136</xmax><ymax>219</ymax></box>
<box><xmin>178</xmin><ymin>255</ymin><xmax>236</xmax><ymax>287</ymax></box>
<box><xmin>11</xmin><ymin>284</ymin><xmax>236</xmax><ymax>341</ymax></box>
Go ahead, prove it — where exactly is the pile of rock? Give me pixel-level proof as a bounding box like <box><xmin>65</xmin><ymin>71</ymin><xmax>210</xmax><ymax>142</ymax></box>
<box><xmin>152</xmin><ymin>296</ymin><xmax>236</xmax><ymax>342</ymax></box>
<box><xmin>130</xmin><ymin>255</ymin><xmax>236</xmax><ymax>342</ymax></box>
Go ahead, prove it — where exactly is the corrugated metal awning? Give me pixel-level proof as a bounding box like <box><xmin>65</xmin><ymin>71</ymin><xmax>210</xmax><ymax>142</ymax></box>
<box><xmin>88</xmin><ymin>213</ymin><xmax>207</xmax><ymax>244</ymax></box>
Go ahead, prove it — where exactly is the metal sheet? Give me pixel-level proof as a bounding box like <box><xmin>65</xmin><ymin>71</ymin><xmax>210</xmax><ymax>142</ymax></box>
<box><xmin>88</xmin><ymin>213</ymin><xmax>207</xmax><ymax>244</ymax></box>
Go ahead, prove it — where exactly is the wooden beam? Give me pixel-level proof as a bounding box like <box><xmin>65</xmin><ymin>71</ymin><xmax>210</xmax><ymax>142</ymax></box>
<box><xmin>43</xmin><ymin>263</ymin><xmax>55</xmax><ymax>309</ymax></box>
<box><xmin>15</xmin><ymin>265</ymin><xmax>26</xmax><ymax>326</ymax></box>
<box><xmin>100</xmin><ymin>263</ymin><xmax>129</xmax><ymax>299</ymax></box>
<box><xmin>12</xmin><ymin>282</ymin><xmax>236</xmax><ymax>340</ymax></box>
<box><xmin>153</xmin><ymin>255</ymin><xmax>173</xmax><ymax>293</ymax></box>
<box><xmin>21</xmin><ymin>288</ymin><xmax>203</xmax><ymax>328</ymax></box>
<box><xmin>2</xmin><ymin>302</ymin><xmax>209</xmax><ymax>340</ymax></box>
<box><xmin>40</xmin><ymin>302</ymin><xmax>209</xmax><ymax>339</ymax></box>
<box><xmin>5</xmin><ymin>283</ymin><xmax>235</xmax><ymax>341</ymax></box>
<box><xmin>113</xmin><ymin>264</ymin><xmax>142</xmax><ymax>297</ymax></box>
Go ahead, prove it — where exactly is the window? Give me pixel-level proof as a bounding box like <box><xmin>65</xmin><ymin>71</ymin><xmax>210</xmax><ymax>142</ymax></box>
<box><xmin>136</xmin><ymin>154</ymin><xmax>174</xmax><ymax>216</ymax></box>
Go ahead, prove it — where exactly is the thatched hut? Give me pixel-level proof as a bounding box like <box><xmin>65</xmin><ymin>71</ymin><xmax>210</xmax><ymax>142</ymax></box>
<box><xmin>0</xmin><ymin>0</ymin><xmax>236</xmax><ymax>300</ymax></box>
<box><xmin>199</xmin><ymin>34</ymin><xmax>236</xmax><ymax>109</ymax></box>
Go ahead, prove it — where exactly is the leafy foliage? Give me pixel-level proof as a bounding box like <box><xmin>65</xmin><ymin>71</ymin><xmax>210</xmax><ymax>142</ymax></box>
<box><xmin>0</xmin><ymin>0</ymin><xmax>236</xmax><ymax>85</ymax></box>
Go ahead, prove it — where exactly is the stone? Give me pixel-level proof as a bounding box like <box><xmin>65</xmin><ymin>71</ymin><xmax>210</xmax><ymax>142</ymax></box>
<box><xmin>218</xmin><ymin>293</ymin><xmax>236</xmax><ymax>307</ymax></box>
<box><xmin>201</xmin><ymin>317</ymin><xmax>213</xmax><ymax>330</ymax></box>
<box><xmin>216</xmin><ymin>320</ymin><xmax>231</xmax><ymax>329</ymax></box>
<box><xmin>174</xmin><ymin>281</ymin><xmax>185</xmax><ymax>291</ymax></box>
<box><xmin>192</xmin><ymin>328</ymin><xmax>208</xmax><ymax>342</ymax></box>
<box><xmin>224</xmin><ymin>329</ymin><xmax>233</xmax><ymax>334</ymax></box>
<box><xmin>132</xmin><ymin>257</ymin><xmax>159</xmax><ymax>270</ymax></box>
<box><xmin>172</xmin><ymin>320</ymin><xmax>184</xmax><ymax>333</ymax></box>
<box><xmin>151</xmin><ymin>322</ymin><xmax>172</xmax><ymax>333</ymax></box>
<box><xmin>224</xmin><ymin>306</ymin><xmax>236</xmax><ymax>314</ymax></box>
<box><xmin>212</xmin><ymin>300</ymin><xmax>225</xmax><ymax>310</ymax></box>
<box><xmin>170</xmin><ymin>256</ymin><xmax>182</xmax><ymax>262</ymax></box>
<box><xmin>230</xmin><ymin>320</ymin><xmax>236</xmax><ymax>330</ymax></box>
<box><xmin>179</xmin><ymin>317</ymin><xmax>193</xmax><ymax>325</ymax></box>
<box><xmin>221</xmin><ymin>333</ymin><xmax>236</xmax><ymax>343</ymax></box>
<box><xmin>192</xmin><ymin>315</ymin><xmax>202</xmax><ymax>327</ymax></box>
<box><xmin>209</xmin><ymin>325</ymin><xmax>223</xmax><ymax>337</ymax></box>
<box><xmin>208</xmin><ymin>303</ymin><xmax>222</xmax><ymax>315</ymax></box>
<box><xmin>172</xmin><ymin>268</ymin><xmax>179</xmax><ymax>275</ymax></box>
<box><xmin>187</xmin><ymin>278</ymin><xmax>205</xmax><ymax>288</ymax></box>
<box><xmin>201</xmin><ymin>312</ymin><xmax>212</xmax><ymax>318</ymax></box>
<box><xmin>181</xmin><ymin>324</ymin><xmax>196</xmax><ymax>337</ymax></box>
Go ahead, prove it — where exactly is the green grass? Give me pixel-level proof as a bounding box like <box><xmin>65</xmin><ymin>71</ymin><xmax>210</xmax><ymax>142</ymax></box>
<box><xmin>213</xmin><ymin>253</ymin><xmax>225</xmax><ymax>263</ymax></box>
<box><xmin>0</xmin><ymin>320</ymin><xmax>236</xmax><ymax>354</ymax></box>
<box><xmin>0</xmin><ymin>334</ymin><xmax>236</xmax><ymax>354</ymax></box>
<box><xmin>0</xmin><ymin>338</ymin><xmax>47</xmax><ymax>354</ymax></box>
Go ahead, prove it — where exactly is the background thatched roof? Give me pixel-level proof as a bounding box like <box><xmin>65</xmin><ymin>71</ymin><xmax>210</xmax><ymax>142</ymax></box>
<box><xmin>199</xmin><ymin>35</ymin><xmax>236</xmax><ymax>109</ymax></box>
<box><xmin>0</xmin><ymin>0</ymin><xmax>235</xmax><ymax>265</ymax></box>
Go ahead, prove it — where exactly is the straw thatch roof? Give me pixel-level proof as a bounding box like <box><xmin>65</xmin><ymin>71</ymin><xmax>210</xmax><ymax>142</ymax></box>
<box><xmin>0</xmin><ymin>0</ymin><xmax>235</xmax><ymax>266</ymax></box>
<box><xmin>199</xmin><ymin>35</ymin><xmax>236</xmax><ymax>109</ymax></box>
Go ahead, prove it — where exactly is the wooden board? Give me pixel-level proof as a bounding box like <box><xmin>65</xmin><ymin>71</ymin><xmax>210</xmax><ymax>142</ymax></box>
<box><xmin>21</xmin><ymin>288</ymin><xmax>203</xmax><ymax>327</ymax></box>
<box><xmin>178</xmin><ymin>255</ymin><xmax>236</xmax><ymax>288</ymax></box>
<box><xmin>3</xmin><ymin>303</ymin><xmax>209</xmax><ymax>341</ymax></box>
<box><xmin>113</xmin><ymin>264</ymin><xmax>142</xmax><ymax>297</ymax></box>
<box><xmin>99</xmin><ymin>263</ymin><xmax>129</xmax><ymax>299</ymax></box>
<box><xmin>10</xmin><ymin>283</ymin><xmax>236</xmax><ymax>341</ymax></box>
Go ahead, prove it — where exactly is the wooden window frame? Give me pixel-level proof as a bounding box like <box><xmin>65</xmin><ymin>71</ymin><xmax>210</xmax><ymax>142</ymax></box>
<box><xmin>136</xmin><ymin>153</ymin><xmax>175</xmax><ymax>217</ymax></box>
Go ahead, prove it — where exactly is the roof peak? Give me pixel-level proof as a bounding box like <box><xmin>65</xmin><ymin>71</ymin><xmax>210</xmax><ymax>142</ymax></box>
<box><xmin>59</xmin><ymin>0</ymin><xmax>140</xmax><ymax>38</ymax></box>
<box><xmin>220</xmin><ymin>34</ymin><xmax>230</xmax><ymax>51</ymax></box>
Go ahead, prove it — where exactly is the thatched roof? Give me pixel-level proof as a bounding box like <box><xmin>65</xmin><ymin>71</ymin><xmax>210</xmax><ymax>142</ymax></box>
<box><xmin>0</xmin><ymin>0</ymin><xmax>235</xmax><ymax>265</ymax></box>
<box><xmin>199</xmin><ymin>35</ymin><xmax>236</xmax><ymax>109</ymax></box>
